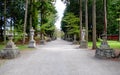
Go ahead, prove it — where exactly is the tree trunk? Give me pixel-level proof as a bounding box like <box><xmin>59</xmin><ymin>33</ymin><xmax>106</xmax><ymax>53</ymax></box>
<box><xmin>118</xmin><ymin>15</ymin><xmax>120</xmax><ymax>42</ymax></box>
<box><xmin>29</xmin><ymin>0</ymin><xmax>33</xmax><ymax>29</ymax></box>
<box><xmin>30</xmin><ymin>15</ymin><xmax>32</xmax><ymax>29</ymax></box>
<box><xmin>104</xmin><ymin>0</ymin><xmax>107</xmax><ymax>35</ymax></box>
<box><xmin>85</xmin><ymin>0</ymin><xmax>88</xmax><ymax>46</ymax></box>
<box><xmin>92</xmin><ymin>0</ymin><xmax>97</xmax><ymax>49</ymax></box>
<box><xmin>40</xmin><ymin>0</ymin><xmax>44</xmax><ymax>40</ymax></box>
<box><xmin>4</xmin><ymin>0</ymin><xmax>7</xmax><ymax>44</ymax></box>
<box><xmin>23</xmin><ymin>0</ymin><xmax>28</xmax><ymax>44</ymax></box>
<box><xmin>80</xmin><ymin>0</ymin><xmax>82</xmax><ymax>41</ymax></box>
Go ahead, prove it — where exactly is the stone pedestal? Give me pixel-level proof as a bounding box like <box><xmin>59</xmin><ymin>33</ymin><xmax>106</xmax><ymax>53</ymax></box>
<box><xmin>0</xmin><ymin>48</ymin><xmax>20</xmax><ymax>59</ymax></box>
<box><xmin>73</xmin><ymin>34</ymin><xmax>78</xmax><ymax>44</ymax></box>
<box><xmin>0</xmin><ymin>34</ymin><xmax>20</xmax><ymax>59</ymax></box>
<box><xmin>95</xmin><ymin>33</ymin><xmax>115</xmax><ymax>58</ymax></box>
<box><xmin>46</xmin><ymin>36</ymin><xmax>51</xmax><ymax>42</ymax></box>
<box><xmin>40</xmin><ymin>40</ymin><xmax>45</xmax><ymax>45</ymax></box>
<box><xmin>67</xmin><ymin>38</ymin><xmax>72</xmax><ymax>41</ymax></box>
<box><xmin>28</xmin><ymin>40</ymin><xmax>36</xmax><ymax>48</ymax></box>
<box><xmin>40</xmin><ymin>33</ymin><xmax>45</xmax><ymax>45</ymax></box>
<box><xmin>95</xmin><ymin>48</ymin><xmax>115</xmax><ymax>58</ymax></box>
<box><xmin>28</xmin><ymin>27</ymin><xmax>36</xmax><ymax>48</ymax></box>
<box><xmin>73</xmin><ymin>40</ymin><xmax>78</xmax><ymax>44</ymax></box>
<box><xmin>95</xmin><ymin>42</ymin><xmax>115</xmax><ymax>58</ymax></box>
<box><xmin>80</xmin><ymin>40</ymin><xmax>87</xmax><ymax>48</ymax></box>
<box><xmin>66</xmin><ymin>35</ymin><xmax>71</xmax><ymax>41</ymax></box>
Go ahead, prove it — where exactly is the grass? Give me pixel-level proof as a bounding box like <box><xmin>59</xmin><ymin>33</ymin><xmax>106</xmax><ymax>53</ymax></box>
<box><xmin>0</xmin><ymin>44</ymin><xmax>35</xmax><ymax>51</ymax></box>
<box><xmin>17</xmin><ymin>45</ymin><xmax>35</xmax><ymax>51</ymax></box>
<box><xmin>0</xmin><ymin>45</ymin><xmax>5</xmax><ymax>50</ymax></box>
<box><xmin>1</xmin><ymin>40</ymin><xmax>120</xmax><ymax>50</ymax></box>
<box><xmin>88</xmin><ymin>40</ymin><xmax>120</xmax><ymax>50</ymax></box>
<box><xmin>107</xmin><ymin>41</ymin><xmax>120</xmax><ymax>49</ymax></box>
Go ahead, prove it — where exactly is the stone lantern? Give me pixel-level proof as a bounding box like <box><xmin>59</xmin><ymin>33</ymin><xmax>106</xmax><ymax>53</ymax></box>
<box><xmin>28</xmin><ymin>27</ymin><xmax>36</xmax><ymax>48</ymax></box>
<box><xmin>95</xmin><ymin>0</ymin><xmax>115</xmax><ymax>59</ymax></box>
<box><xmin>80</xmin><ymin>28</ymin><xmax>87</xmax><ymax>48</ymax></box>
<box><xmin>0</xmin><ymin>33</ymin><xmax>20</xmax><ymax>59</ymax></box>
<box><xmin>95</xmin><ymin>33</ymin><xmax>115</xmax><ymax>58</ymax></box>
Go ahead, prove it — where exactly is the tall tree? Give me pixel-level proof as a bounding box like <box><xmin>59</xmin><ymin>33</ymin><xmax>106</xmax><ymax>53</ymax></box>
<box><xmin>4</xmin><ymin>0</ymin><xmax>7</xmax><ymax>44</ymax></box>
<box><xmin>61</xmin><ymin>0</ymin><xmax>80</xmax><ymax>40</ymax></box>
<box><xmin>23</xmin><ymin>0</ymin><xmax>28</xmax><ymax>44</ymax></box>
<box><xmin>85</xmin><ymin>0</ymin><xmax>88</xmax><ymax>47</ymax></box>
<box><xmin>39</xmin><ymin>0</ymin><xmax>57</xmax><ymax>40</ymax></box>
<box><xmin>104</xmin><ymin>0</ymin><xmax>107</xmax><ymax>35</ymax></box>
<box><xmin>29</xmin><ymin>0</ymin><xmax>33</xmax><ymax>29</ymax></box>
<box><xmin>92</xmin><ymin>0</ymin><xmax>97</xmax><ymax>49</ymax></box>
<box><xmin>62</xmin><ymin>13</ymin><xmax>79</xmax><ymax>35</ymax></box>
<box><xmin>80</xmin><ymin>0</ymin><xmax>82</xmax><ymax>41</ymax></box>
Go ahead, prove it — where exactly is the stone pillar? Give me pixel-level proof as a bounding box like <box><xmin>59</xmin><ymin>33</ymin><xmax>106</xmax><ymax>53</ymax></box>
<box><xmin>67</xmin><ymin>35</ymin><xmax>71</xmax><ymax>41</ymax></box>
<box><xmin>47</xmin><ymin>35</ymin><xmax>51</xmax><ymax>42</ymax></box>
<box><xmin>80</xmin><ymin>28</ymin><xmax>87</xmax><ymax>48</ymax></box>
<box><xmin>40</xmin><ymin>33</ymin><xmax>45</xmax><ymax>45</ymax></box>
<box><xmin>28</xmin><ymin>27</ymin><xmax>36</xmax><ymax>48</ymax></box>
<box><xmin>73</xmin><ymin>34</ymin><xmax>77</xmax><ymax>44</ymax></box>
<box><xmin>64</xmin><ymin>34</ymin><xmax>67</xmax><ymax>40</ymax></box>
<box><xmin>95</xmin><ymin>33</ymin><xmax>115</xmax><ymax>58</ymax></box>
<box><xmin>0</xmin><ymin>33</ymin><xmax>20</xmax><ymax>59</ymax></box>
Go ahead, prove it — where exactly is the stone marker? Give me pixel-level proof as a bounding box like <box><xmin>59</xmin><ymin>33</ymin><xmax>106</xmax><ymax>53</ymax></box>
<box><xmin>0</xmin><ymin>33</ymin><xmax>20</xmax><ymax>59</ymax></box>
<box><xmin>28</xmin><ymin>27</ymin><xmax>36</xmax><ymax>48</ymax></box>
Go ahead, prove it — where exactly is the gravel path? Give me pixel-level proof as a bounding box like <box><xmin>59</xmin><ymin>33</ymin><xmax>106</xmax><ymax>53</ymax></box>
<box><xmin>0</xmin><ymin>39</ymin><xmax>120</xmax><ymax>75</ymax></box>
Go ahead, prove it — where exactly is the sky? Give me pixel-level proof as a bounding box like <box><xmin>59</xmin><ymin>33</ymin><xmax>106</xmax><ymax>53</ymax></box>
<box><xmin>55</xmin><ymin>0</ymin><xmax>66</xmax><ymax>29</ymax></box>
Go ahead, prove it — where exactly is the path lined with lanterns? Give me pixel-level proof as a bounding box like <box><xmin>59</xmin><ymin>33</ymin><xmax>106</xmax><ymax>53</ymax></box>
<box><xmin>0</xmin><ymin>39</ymin><xmax>120</xmax><ymax>75</ymax></box>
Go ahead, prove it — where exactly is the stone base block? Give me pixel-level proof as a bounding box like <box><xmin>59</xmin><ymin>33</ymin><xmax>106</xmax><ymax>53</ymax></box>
<box><xmin>0</xmin><ymin>48</ymin><xmax>20</xmax><ymax>59</ymax></box>
<box><xmin>28</xmin><ymin>40</ymin><xmax>36</xmax><ymax>48</ymax></box>
<box><xmin>80</xmin><ymin>40</ymin><xmax>87</xmax><ymax>48</ymax></box>
<box><xmin>72</xmin><ymin>40</ymin><xmax>78</xmax><ymax>44</ymax></box>
<box><xmin>40</xmin><ymin>40</ymin><xmax>45</xmax><ymax>45</ymax></box>
<box><xmin>46</xmin><ymin>38</ymin><xmax>51</xmax><ymax>42</ymax></box>
<box><xmin>66</xmin><ymin>38</ymin><xmax>72</xmax><ymax>42</ymax></box>
<box><xmin>95</xmin><ymin>48</ymin><xmax>115</xmax><ymax>58</ymax></box>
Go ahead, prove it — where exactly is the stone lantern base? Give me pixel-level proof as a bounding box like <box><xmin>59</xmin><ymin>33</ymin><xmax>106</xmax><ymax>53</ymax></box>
<box><xmin>28</xmin><ymin>40</ymin><xmax>36</xmax><ymax>48</ymax></box>
<box><xmin>40</xmin><ymin>40</ymin><xmax>45</xmax><ymax>45</ymax></box>
<box><xmin>95</xmin><ymin>40</ymin><xmax>115</xmax><ymax>58</ymax></box>
<box><xmin>0</xmin><ymin>48</ymin><xmax>20</xmax><ymax>59</ymax></box>
<box><xmin>95</xmin><ymin>48</ymin><xmax>115</xmax><ymax>58</ymax></box>
<box><xmin>79</xmin><ymin>40</ymin><xmax>87</xmax><ymax>48</ymax></box>
<box><xmin>0</xmin><ymin>41</ymin><xmax>20</xmax><ymax>59</ymax></box>
<box><xmin>72</xmin><ymin>40</ymin><xmax>78</xmax><ymax>44</ymax></box>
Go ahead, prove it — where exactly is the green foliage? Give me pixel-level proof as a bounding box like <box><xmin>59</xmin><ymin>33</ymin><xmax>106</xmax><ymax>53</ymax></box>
<box><xmin>14</xmin><ymin>20</ymin><xmax>24</xmax><ymax>43</ymax></box>
<box><xmin>14</xmin><ymin>32</ymin><xmax>23</xmax><ymax>43</ymax></box>
<box><xmin>15</xmin><ymin>19</ymin><xmax>23</xmax><ymax>32</ymax></box>
<box><xmin>62</xmin><ymin>13</ymin><xmax>79</xmax><ymax>35</ymax></box>
<box><xmin>107</xmin><ymin>0</ymin><xmax>120</xmax><ymax>34</ymax></box>
<box><xmin>0</xmin><ymin>0</ymin><xmax>57</xmax><ymax>43</ymax></box>
<box><xmin>0</xmin><ymin>45</ymin><xmax>5</xmax><ymax>50</ymax></box>
<box><xmin>61</xmin><ymin>0</ymin><xmax>120</xmax><ymax>41</ymax></box>
<box><xmin>38</xmin><ymin>0</ymin><xmax>57</xmax><ymax>38</ymax></box>
<box><xmin>88</xmin><ymin>41</ymin><xmax>120</xmax><ymax>50</ymax></box>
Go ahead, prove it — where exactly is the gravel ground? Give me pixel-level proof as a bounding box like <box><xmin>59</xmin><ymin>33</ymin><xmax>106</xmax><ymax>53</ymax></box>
<box><xmin>0</xmin><ymin>39</ymin><xmax>120</xmax><ymax>75</ymax></box>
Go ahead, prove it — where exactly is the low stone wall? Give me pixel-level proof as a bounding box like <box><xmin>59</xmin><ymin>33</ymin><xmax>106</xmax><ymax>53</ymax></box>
<box><xmin>0</xmin><ymin>48</ymin><xmax>20</xmax><ymax>59</ymax></box>
<box><xmin>95</xmin><ymin>48</ymin><xmax>115</xmax><ymax>58</ymax></box>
